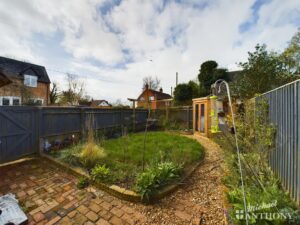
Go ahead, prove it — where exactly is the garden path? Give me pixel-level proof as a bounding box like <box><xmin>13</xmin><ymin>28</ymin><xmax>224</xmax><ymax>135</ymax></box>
<box><xmin>0</xmin><ymin>135</ymin><xmax>226</xmax><ymax>225</ymax></box>
<box><xmin>132</xmin><ymin>134</ymin><xmax>227</xmax><ymax>225</ymax></box>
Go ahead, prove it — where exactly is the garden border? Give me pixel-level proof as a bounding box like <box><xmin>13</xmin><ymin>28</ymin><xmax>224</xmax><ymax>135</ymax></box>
<box><xmin>41</xmin><ymin>149</ymin><xmax>205</xmax><ymax>203</ymax></box>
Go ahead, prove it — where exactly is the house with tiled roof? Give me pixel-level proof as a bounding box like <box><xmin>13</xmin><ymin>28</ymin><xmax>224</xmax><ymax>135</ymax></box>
<box><xmin>0</xmin><ymin>57</ymin><xmax>51</xmax><ymax>106</ymax></box>
<box><xmin>136</xmin><ymin>84</ymin><xmax>172</xmax><ymax>109</ymax></box>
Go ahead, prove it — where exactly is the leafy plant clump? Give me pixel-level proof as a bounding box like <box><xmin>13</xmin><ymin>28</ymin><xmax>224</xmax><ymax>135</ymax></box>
<box><xmin>79</xmin><ymin>143</ymin><xmax>106</xmax><ymax>169</ymax></box>
<box><xmin>91</xmin><ymin>164</ymin><xmax>110</xmax><ymax>183</ymax></box>
<box><xmin>59</xmin><ymin>144</ymin><xmax>82</xmax><ymax>166</ymax></box>
<box><xmin>78</xmin><ymin>115</ymin><xmax>107</xmax><ymax>169</ymax></box>
<box><xmin>135</xmin><ymin>162</ymin><xmax>183</xmax><ymax>201</ymax></box>
<box><xmin>77</xmin><ymin>177</ymin><xmax>89</xmax><ymax>189</ymax></box>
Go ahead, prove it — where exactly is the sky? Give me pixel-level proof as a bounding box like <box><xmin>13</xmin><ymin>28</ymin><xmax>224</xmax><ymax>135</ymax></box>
<box><xmin>0</xmin><ymin>0</ymin><xmax>299</xmax><ymax>103</ymax></box>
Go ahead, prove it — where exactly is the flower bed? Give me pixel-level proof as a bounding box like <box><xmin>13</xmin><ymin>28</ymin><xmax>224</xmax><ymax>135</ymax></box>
<box><xmin>48</xmin><ymin>131</ymin><xmax>204</xmax><ymax>201</ymax></box>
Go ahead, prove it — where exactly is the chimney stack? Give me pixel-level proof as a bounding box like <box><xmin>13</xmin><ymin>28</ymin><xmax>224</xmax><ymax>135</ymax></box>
<box><xmin>145</xmin><ymin>83</ymin><xmax>149</xmax><ymax>90</ymax></box>
<box><xmin>159</xmin><ymin>87</ymin><xmax>163</xmax><ymax>93</ymax></box>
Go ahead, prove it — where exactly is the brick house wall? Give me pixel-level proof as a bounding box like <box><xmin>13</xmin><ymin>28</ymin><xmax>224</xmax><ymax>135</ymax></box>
<box><xmin>137</xmin><ymin>89</ymin><xmax>172</xmax><ymax>109</ymax></box>
<box><xmin>0</xmin><ymin>76</ymin><xmax>50</xmax><ymax>105</ymax></box>
<box><xmin>137</xmin><ymin>89</ymin><xmax>154</xmax><ymax>108</ymax></box>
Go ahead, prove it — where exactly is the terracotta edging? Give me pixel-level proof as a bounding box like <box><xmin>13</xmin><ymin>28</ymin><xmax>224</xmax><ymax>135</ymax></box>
<box><xmin>41</xmin><ymin>153</ymin><xmax>204</xmax><ymax>203</ymax></box>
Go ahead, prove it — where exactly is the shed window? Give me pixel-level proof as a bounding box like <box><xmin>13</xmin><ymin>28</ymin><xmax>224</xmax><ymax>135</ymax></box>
<box><xmin>24</xmin><ymin>75</ymin><xmax>37</xmax><ymax>87</ymax></box>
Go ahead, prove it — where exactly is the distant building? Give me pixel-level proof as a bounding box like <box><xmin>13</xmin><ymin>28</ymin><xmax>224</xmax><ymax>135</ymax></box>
<box><xmin>136</xmin><ymin>84</ymin><xmax>172</xmax><ymax>109</ymax></box>
<box><xmin>89</xmin><ymin>99</ymin><xmax>112</xmax><ymax>108</ymax></box>
<box><xmin>0</xmin><ymin>57</ymin><xmax>50</xmax><ymax>106</ymax></box>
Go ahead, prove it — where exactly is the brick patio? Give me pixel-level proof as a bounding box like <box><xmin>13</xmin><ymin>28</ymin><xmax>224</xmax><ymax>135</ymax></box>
<box><xmin>0</xmin><ymin>159</ymin><xmax>146</xmax><ymax>225</ymax></box>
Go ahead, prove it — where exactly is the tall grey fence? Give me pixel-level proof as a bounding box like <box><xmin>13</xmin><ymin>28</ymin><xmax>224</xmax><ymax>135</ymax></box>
<box><xmin>256</xmin><ymin>80</ymin><xmax>300</xmax><ymax>204</ymax></box>
<box><xmin>0</xmin><ymin>106</ymin><xmax>147</xmax><ymax>163</ymax></box>
<box><xmin>151</xmin><ymin>106</ymin><xmax>192</xmax><ymax>130</ymax></box>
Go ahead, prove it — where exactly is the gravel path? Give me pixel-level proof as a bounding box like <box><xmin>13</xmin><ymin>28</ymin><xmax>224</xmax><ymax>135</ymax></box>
<box><xmin>133</xmin><ymin>134</ymin><xmax>227</xmax><ymax>225</ymax></box>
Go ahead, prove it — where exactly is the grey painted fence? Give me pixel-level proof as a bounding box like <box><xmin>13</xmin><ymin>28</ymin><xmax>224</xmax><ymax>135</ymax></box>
<box><xmin>0</xmin><ymin>107</ymin><xmax>148</xmax><ymax>163</ymax></box>
<box><xmin>151</xmin><ymin>106</ymin><xmax>192</xmax><ymax>130</ymax></box>
<box><xmin>256</xmin><ymin>80</ymin><xmax>300</xmax><ymax>204</ymax></box>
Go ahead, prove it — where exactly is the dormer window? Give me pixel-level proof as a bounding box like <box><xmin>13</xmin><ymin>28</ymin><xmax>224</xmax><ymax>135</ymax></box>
<box><xmin>24</xmin><ymin>75</ymin><xmax>37</xmax><ymax>87</ymax></box>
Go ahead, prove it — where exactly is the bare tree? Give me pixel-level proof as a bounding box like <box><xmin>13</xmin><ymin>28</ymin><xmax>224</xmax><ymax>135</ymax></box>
<box><xmin>142</xmin><ymin>76</ymin><xmax>161</xmax><ymax>90</ymax></box>
<box><xmin>59</xmin><ymin>74</ymin><xmax>85</xmax><ymax>105</ymax></box>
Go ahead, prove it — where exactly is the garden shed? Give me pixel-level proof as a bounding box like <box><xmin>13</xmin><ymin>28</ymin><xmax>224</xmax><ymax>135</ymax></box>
<box><xmin>192</xmin><ymin>96</ymin><xmax>225</xmax><ymax>137</ymax></box>
<box><xmin>192</xmin><ymin>97</ymin><xmax>211</xmax><ymax>137</ymax></box>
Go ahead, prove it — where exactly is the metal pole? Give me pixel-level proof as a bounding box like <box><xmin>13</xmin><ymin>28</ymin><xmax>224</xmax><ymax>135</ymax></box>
<box><xmin>213</xmin><ymin>79</ymin><xmax>249</xmax><ymax>225</ymax></box>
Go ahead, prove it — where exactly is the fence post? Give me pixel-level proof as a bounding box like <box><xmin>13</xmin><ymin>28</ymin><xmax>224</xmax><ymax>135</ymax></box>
<box><xmin>80</xmin><ymin>108</ymin><xmax>86</xmax><ymax>139</ymax></box>
<box><xmin>133</xmin><ymin>106</ymin><xmax>136</xmax><ymax>131</ymax></box>
<box><xmin>187</xmin><ymin>106</ymin><xmax>190</xmax><ymax>130</ymax></box>
<box><xmin>37</xmin><ymin>107</ymin><xmax>43</xmax><ymax>154</ymax></box>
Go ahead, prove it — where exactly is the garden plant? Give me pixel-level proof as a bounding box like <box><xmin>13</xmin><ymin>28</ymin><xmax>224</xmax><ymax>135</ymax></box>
<box><xmin>49</xmin><ymin>129</ymin><xmax>204</xmax><ymax>201</ymax></box>
<box><xmin>215</xmin><ymin>99</ymin><xmax>300</xmax><ymax>225</ymax></box>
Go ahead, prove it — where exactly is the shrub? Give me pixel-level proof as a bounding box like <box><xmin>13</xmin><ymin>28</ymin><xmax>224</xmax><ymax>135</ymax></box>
<box><xmin>91</xmin><ymin>164</ymin><xmax>110</xmax><ymax>183</ymax></box>
<box><xmin>216</xmin><ymin>99</ymin><xmax>299</xmax><ymax>225</ymax></box>
<box><xmin>79</xmin><ymin>143</ymin><xmax>106</xmax><ymax>169</ymax></box>
<box><xmin>79</xmin><ymin>114</ymin><xmax>107</xmax><ymax>169</ymax></box>
<box><xmin>135</xmin><ymin>162</ymin><xmax>182</xmax><ymax>201</ymax></box>
<box><xmin>60</xmin><ymin>145</ymin><xmax>82</xmax><ymax>166</ymax></box>
<box><xmin>77</xmin><ymin>177</ymin><xmax>89</xmax><ymax>189</ymax></box>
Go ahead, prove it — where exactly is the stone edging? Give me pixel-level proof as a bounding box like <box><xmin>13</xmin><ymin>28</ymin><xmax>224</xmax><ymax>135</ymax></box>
<box><xmin>41</xmin><ymin>153</ymin><xmax>204</xmax><ymax>203</ymax></box>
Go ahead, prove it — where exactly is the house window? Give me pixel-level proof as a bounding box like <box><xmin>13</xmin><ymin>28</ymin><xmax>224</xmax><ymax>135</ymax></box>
<box><xmin>28</xmin><ymin>98</ymin><xmax>43</xmax><ymax>106</ymax></box>
<box><xmin>13</xmin><ymin>98</ymin><xmax>20</xmax><ymax>106</ymax></box>
<box><xmin>35</xmin><ymin>99</ymin><xmax>43</xmax><ymax>105</ymax></box>
<box><xmin>24</xmin><ymin>75</ymin><xmax>37</xmax><ymax>87</ymax></box>
<box><xmin>0</xmin><ymin>96</ymin><xmax>21</xmax><ymax>106</ymax></box>
<box><xmin>149</xmin><ymin>96</ymin><xmax>154</xmax><ymax>101</ymax></box>
<box><xmin>2</xmin><ymin>97</ymin><xmax>10</xmax><ymax>105</ymax></box>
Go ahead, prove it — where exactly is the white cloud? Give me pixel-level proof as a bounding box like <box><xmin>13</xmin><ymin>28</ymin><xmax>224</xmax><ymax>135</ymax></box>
<box><xmin>0</xmin><ymin>0</ymin><xmax>299</xmax><ymax>103</ymax></box>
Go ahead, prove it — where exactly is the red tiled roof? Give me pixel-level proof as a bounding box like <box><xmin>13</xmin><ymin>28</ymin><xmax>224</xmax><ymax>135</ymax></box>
<box><xmin>137</xmin><ymin>89</ymin><xmax>172</xmax><ymax>101</ymax></box>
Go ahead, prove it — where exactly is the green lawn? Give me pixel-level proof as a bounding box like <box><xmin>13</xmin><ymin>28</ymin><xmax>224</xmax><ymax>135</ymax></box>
<box><xmin>51</xmin><ymin>131</ymin><xmax>204</xmax><ymax>189</ymax></box>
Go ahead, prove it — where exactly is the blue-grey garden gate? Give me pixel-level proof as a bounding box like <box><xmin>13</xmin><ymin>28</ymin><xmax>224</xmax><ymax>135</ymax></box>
<box><xmin>0</xmin><ymin>107</ymin><xmax>39</xmax><ymax>163</ymax></box>
<box><xmin>0</xmin><ymin>107</ymin><xmax>148</xmax><ymax>164</ymax></box>
<box><xmin>256</xmin><ymin>79</ymin><xmax>300</xmax><ymax>205</ymax></box>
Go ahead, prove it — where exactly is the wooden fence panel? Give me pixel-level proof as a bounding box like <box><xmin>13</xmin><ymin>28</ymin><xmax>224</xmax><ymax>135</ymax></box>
<box><xmin>0</xmin><ymin>107</ymin><xmax>147</xmax><ymax>163</ymax></box>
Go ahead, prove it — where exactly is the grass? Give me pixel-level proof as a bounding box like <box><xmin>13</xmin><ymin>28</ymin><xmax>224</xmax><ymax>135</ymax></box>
<box><xmin>50</xmin><ymin>131</ymin><xmax>204</xmax><ymax>189</ymax></box>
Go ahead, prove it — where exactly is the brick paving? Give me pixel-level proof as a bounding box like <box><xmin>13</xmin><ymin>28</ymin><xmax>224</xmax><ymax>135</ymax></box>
<box><xmin>0</xmin><ymin>159</ymin><xmax>146</xmax><ymax>225</ymax></box>
<box><xmin>0</xmin><ymin>135</ymin><xmax>226</xmax><ymax>224</ymax></box>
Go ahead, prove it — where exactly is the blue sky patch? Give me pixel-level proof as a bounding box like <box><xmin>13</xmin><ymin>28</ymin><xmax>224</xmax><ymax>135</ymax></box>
<box><xmin>239</xmin><ymin>0</ymin><xmax>272</xmax><ymax>33</ymax></box>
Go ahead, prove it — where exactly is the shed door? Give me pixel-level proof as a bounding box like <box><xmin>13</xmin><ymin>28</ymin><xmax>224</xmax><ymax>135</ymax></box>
<box><xmin>195</xmin><ymin>104</ymin><xmax>199</xmax><ymax>131</ymax></box>
<box><xmin>200</xmin><ymin>104</ymin><xmax>205</xmax><ymax>133</ymax></box>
